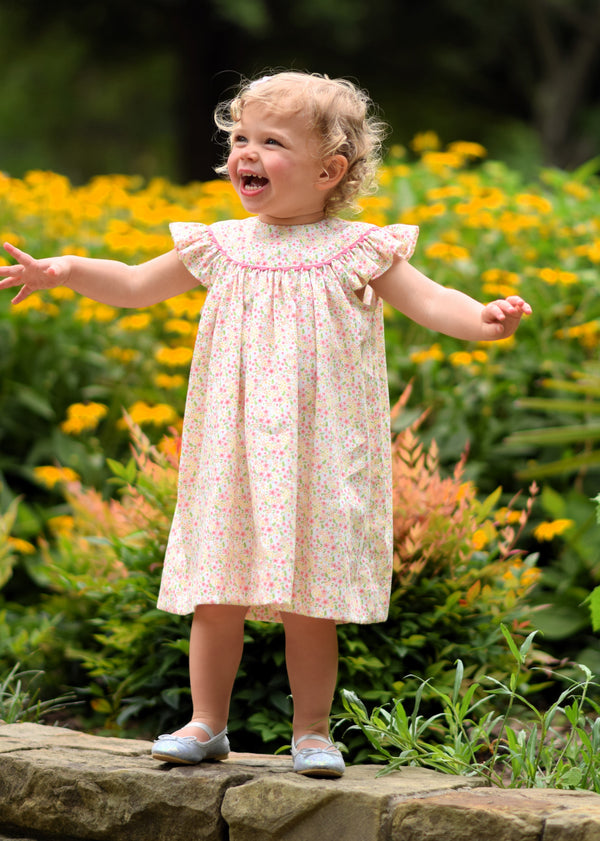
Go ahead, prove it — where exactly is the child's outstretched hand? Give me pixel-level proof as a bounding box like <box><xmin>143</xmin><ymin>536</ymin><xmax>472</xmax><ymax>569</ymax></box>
<box><xmin>0</xmin><ymin>243</ymin><xmax>69</xmax><ymax>304</ymax></box>
<box><xmin>481</xmin><ymin>296</ymin><xmax>532</xmax><ymax>340</ymax></box>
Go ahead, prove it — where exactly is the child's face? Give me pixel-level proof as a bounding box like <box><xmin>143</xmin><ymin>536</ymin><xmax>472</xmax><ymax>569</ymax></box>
<box><xmin>227</xmin><ymin>102</ymin><xmax>331</xmax><ymax>225</ymax></box>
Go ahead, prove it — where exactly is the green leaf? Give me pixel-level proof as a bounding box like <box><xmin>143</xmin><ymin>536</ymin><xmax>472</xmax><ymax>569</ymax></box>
<box><xmin>516</xmin><ymin>451</ymin><xmax>600</xmax><ymax>480</ymax></box>
<box><xmin>452</xmin><ymin>660</ymin><xmax>464</xmax><ymax>706</ymax></box>
<box><xmin>518</xmin><ymin>630</ymin><xmax>538</xmax><ymax>660</ymax></box>
<box><xmin>589</xmin><ymin>587</ymin><xmax>600</xmax><ymax>633</ymax></box>
<box><xmin>14</xmin><ymin>384</ymin><xmax>55</xmax><ymax>420</ymax></box>
<box><xmin>500</xmin><ymin>624</ymin><xmax>522</xmax><ymax>663</ymax></box>
<box><xmin>506</xmin><ymin>424</ymin><xmax>600</xmax><ymax>447</ymax></box>
<box><xmin>106</xmin><ymin>457</ymin><xmax>137</xmax><ymax>484</ymax></box>
<box><xmin>515</xmin><ymin>397</ymin><xmax>600</xmax><ymax>415</ymax></box>
<box><xmin>538</xmin><ymin>378</ymin><xmax>600</xmax><ymax>399</ymax></box>
<box><xmin>593</xmin><ymin>494</ymin><xmax>600</xmax><ymax>525</ymax></box>
<box><xmin>557</xmin><ymin>767</ymin><xmax>584</xmax><ymax>788</ymax></box>
<box><xmin>474</xmin><ymin>486</ymin><xmax>503</xmax><ymax>524</ymax></box>
<box><xmin>571</xmin><ymin>156</ymin><xmax>600</xmax><ymax>182</ymax></box>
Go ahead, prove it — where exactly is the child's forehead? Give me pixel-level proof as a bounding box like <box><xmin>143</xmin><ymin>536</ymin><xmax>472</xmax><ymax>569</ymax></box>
<box><xmin>235</xmin><ymin>101</ymin><xmax>312</xmax><ymax>133</ymax></box>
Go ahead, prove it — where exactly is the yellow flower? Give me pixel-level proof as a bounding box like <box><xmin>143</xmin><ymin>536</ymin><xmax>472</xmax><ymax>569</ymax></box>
<box><xmin>104</xmin><ymin>348</ymin><xmax>139</xmax><ymax>363</ymax></box>
<box><xmin>164</xmin><ymin>294</ymin><xmax>206</xmax><ymax>319</ymax></box>
<box><xmin>61</xmin><ymin>402</ymin><xmax>108</xmax><ymax>435</ymax></box>
<box><xmin>446</xmin><ymin>141</ymin><xmax>487</xmax><ymax>160</ymax></box>
<box><xmin>48</xmin><ymin>286</ymin><xmax>76</xmax><ymax>301</ymax></box>
<box><xmin>165</xmin><ymin>318</ymin><xmax>196</xmax><ymax>337</ymax></box>
<box><xmin>563</xmin><ymin>181</ymin><xmax>590</xmax><ymax>200</ymax></box>
<box><xmin>533</xmin><ymin>519</ymin><xmax>574</xmax><ymax>542</ymax></box>
<box><xmin>399</xmin><ymin>203</ymin><xmax>446</xmax><ymax>225</ymax></box>
<box><xmin>481</xmin><ymin>269</ymin><xmax>520</xmax><ymax>286</ymax></box>
<box><xmin>411</xmin><ymin>131</ymin><xmax>441</xmax><ymax>153</ymax></box>
<box><xmin>33</xmin><ymin>466</ymin><xmax>80</xmax><ymax>488</ymax></box>
<box><xmin>60</xmin><ymin>245</ymin><xmax>89</xmax><ymax>257</ymax></box>
<box><xmin>75</xmin><ymin>301</ymin><xmax>118</xmax><ymax>323</ymax></box>
<box><xmin>449</xmin><ymin>351</ymin><xmax>473</xmax><ymax>367</ymax></box>
<box><xmin>154</xmin><ymin>373</ymin><xmax>186</xmax><ymax>389</ymax></box>
<box><xmin>421</xmin><ymin>151</ymin><xmax>463</xmax><ymax>175</ymax></box>
<box><xmin>555</xmin><ymin>320</ymin><xmax>600</xmax><ymax>349</ymax></box>
<box><xmin>456</xmin><ymin>481</ymin><xmax>476</xmax><ymax>502</ymax></box>
<box><xmin>515</xmin><ymin>193</ymin><xmax>553</xmax><ymax>214</ymax></box>
<box><xmin>155</xmin><ymin>346</ymin><xmax>194</xmax><ymax>367</ymax></box>
<box><xmin>537</xmin><ymin>267</ymin><xmax>578</xmax><ymax>286</ymax></box>
<box><xmin>520</xmin><ymin>567</ymin><xmax>541</xmax><ymax>590</ymax></box>
<box><xmin>495</xmin><ymin>507</ymin><xmax>523</xmax><ymax>525</ymax></box>
<box><xmin>13</xmin><ymin>295</ymin><xmax>45</xmax><ymax>313</ymax></box>
<box><xmin>574</xmin><ymin>241</ymin><xmax>600</xmax><ymax>263</ymax></box>
<box><xmin>425</xmin><ymin>242</ymin><xmax>470</xmax><ymax>262</ymax></box>
<box><xmin>478</xmin><ymin>334</ymin><xmax>516</xmax><ymax>350</ymax></box>
<box><xmin>426</xmin><ymin>186</ymin><xmax>464</xmax><ymax>201</ymax></box>
<box><xmin>0</xmin><ymin>230</ymin><xmax>22</xmax><ymax>246</ymax></box>
<box><xmin>483</xmin><ymin>282</ymin><xmax>521</xmax><ymax>299</ymax></box>
<box><xmin>47</xmin><ymin>515</ymin><xmax>75</xmax><ymax>536</ymax></box>
<box><xmin>7</xmin><ymin>537</ymin><xmax>36</xmax><ymax>555</ymax></box>
<box><xmin>472</xmin><ymin>529</ymin><xmax>489</xmax><ymax>550</ymax></box>
<box><xmin>125</xmin><ymin>401</ymin><xmax>178</xmax><ymax>427</ymax></box>
<box><xmin>410</xmin><ymin>343</ymin><xmax>445</xmax><ymax>364</ymax></box>
<box><xmin>118</xmin><ymin>313</ymin><xmax>152</xmax><ymax>331</ymax></box>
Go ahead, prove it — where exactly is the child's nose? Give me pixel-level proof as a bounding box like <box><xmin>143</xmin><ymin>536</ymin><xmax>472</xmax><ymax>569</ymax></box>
<box><xmin>240</xmin><ymin>145</ymin><xmax>259</xmax><ymax>161</ymax></box>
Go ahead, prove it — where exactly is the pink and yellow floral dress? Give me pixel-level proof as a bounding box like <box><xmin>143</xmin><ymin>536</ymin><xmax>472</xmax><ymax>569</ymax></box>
<box><xmin>157</xmin><ymin>216</ymin><xmax>418</xmax><ymax>623</ymax></box>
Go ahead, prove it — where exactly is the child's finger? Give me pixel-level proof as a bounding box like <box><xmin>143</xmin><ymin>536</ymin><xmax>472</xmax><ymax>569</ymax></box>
<box><xmin>11</xmin><ymin>286</ymin><xmax>34</xmax><ymax>305</ymax></box>
<box><xmin>0</xmin><ymin>275</ymin><xmax>25</xmax><ymax>289</ymax></box>
<box><xmin>3</xmin><ymin>242</ymin><xmax>34</xmax><ymax>265</ymax></box>
<box><xmin>505</xmin><ymin>295</ymin><xmax>532</xmax><ymax>314</ymax></box>
<box><xmin>483</xmin><ymin>301</ymin><xmax>506</xmax><ymax>322</ymax></box>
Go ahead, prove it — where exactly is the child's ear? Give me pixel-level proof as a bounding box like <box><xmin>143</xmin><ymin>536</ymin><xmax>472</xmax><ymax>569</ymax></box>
<box><xmin>317</xmin><ymin>155</ymin><xmax>348</xmax><ymax>190</ymax></box>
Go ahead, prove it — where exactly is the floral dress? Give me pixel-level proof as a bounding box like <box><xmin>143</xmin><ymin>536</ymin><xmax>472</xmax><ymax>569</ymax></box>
<box><xmin>157</xmin><ymin>216</ymin><xmax>418</xmax><ymax>623</ymax></box>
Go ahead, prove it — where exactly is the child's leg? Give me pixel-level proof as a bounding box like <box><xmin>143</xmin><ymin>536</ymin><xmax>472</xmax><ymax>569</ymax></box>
<box><xmin>174</xmin><ymin>603</ymin><xmax>248</xmax><ymax>740</ymax></box>
<box><xmin>281</xmin><ymin>612</ymin><xmax>338</xmax><ymax>744</ymax></box>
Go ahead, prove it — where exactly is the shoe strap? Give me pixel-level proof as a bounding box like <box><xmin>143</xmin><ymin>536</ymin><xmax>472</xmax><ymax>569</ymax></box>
<box><xmin>187</xmin><ymin>721</ymin><xmax>216</xmax><ymax>739</ymax></box>
<box><xmin>293</xmin><ymin>734</ymin><xmax>334</xmax><ymax>750</ymax></box>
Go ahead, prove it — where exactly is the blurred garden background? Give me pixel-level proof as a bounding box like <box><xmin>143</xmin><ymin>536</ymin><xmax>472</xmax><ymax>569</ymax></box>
<box><xmin>1</xmin><ymin>0</ymin><xmax>600</xmax><ymax>768</ymax></box>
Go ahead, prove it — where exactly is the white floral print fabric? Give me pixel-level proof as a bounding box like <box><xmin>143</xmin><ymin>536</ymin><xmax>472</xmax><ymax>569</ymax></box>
<box><xmin>157</xmin><ymin>216</ymin><xmax>418</xmax><ymax>623</ymax></box>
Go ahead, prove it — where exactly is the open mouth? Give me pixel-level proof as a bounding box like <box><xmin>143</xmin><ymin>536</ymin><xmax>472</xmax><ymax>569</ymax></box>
<box><xmin>241</xmin><ymin>173</ymin><xmax>269</xmax><ymax>193</ymax></box>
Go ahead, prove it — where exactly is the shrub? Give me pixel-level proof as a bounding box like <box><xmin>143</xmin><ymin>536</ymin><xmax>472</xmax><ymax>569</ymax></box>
<box><xmin>339</xmin><ymin>627</ymin><xmax>600</xmax><ymax>791</ymax></box>
<box><xmin>2</xmin><ymin>148</ymin><xmax>599</xmax><ymax>745</ymax></box>
<box><xmin>10</xmin><ymin>393</ymin><xmax>542</xmax><ymax>757</ymax></box>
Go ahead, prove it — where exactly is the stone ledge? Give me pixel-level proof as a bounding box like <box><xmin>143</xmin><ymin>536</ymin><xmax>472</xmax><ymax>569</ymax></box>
<box><xmin>1</xmin><ymin>723</ymin><xmax>599</xmax><ymax>841</ymax></box>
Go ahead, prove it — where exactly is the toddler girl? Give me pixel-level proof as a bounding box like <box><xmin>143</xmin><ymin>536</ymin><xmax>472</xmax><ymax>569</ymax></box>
<box><xmin>0</xmin><ymin>71</ymin><xmax>531</xmax><ymax>778</ymax></box>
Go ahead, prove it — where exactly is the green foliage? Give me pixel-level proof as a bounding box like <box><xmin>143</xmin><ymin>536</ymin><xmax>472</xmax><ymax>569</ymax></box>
<box><xmin>1</xmin><ymin>154</ymin><xmax>599</xmax><ymax>747</ymax></box>
<box><xmin>0</xmin><ymin>402</ymin><xmax>542</xmax><ymax>755</ymax></box>
<box><xmin>588</xmin><ymin>494</ymin><xmax>600</xmax><ymax>634</ymax></box>
<box><xmin>504</xmin><ymin>362</ymin><xmax>600</xmax><ymax>480</ymax></box>
<box><xmin>0</xmin><ymin>495</ymin><xmax>20</xmax><ymax>590</ymax></box>
<box><xmin>339</xmin><ymin>626</ymin><xmax>600</xmax><ymax>791</ymax></box>
<box><xmin>523</xmin><ymin>485</ymin><xmax>600</xmax><ymax>677</ymax></box>
<box><xmin>0</xmin><ymin>662</ymin><xmax>77</xmax><ymax>725</ymax></box>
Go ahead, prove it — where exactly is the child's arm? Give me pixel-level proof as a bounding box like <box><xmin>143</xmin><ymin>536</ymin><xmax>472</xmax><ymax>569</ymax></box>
<box><xmin>0</xmin><ymin>243</ymin><xmax>199</xmax><ymax>307</ymax></box>
<box><xmin>370</xmin><ymin>257</ymin><xmax>531</xmax><ymax>341</ymax></box>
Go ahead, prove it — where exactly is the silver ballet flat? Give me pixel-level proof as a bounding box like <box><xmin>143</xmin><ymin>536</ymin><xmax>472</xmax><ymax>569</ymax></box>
<box><xmin>151</xmin><ymin>721</ymin><xmax>230</xmax><ymax>765</ymax></box>
<box><xmin>291</xmin><ymin>734</ymin><xmax>345</xmax><ymax>778</ymax></box>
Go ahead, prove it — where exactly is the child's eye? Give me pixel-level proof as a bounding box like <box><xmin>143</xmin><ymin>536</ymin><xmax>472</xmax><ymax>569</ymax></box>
<box><xmin>265</xmin><ymin>138</ymin><xmax>282</xmax><ymax>146</ymax></box>
<box><xmin>232</xmin><ymin>134</ymin><xmax>247</xmax><ymax>144</ymax></box>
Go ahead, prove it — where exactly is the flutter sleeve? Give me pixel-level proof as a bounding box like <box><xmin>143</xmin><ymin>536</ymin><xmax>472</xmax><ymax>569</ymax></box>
<box><xmin>169</xmin><ymin>222</ymin><xmax>223</xmax><ymax>288</ymax></box>
<box><xmin>340</xmin><ymin>223</ymin><xmax>419</xmax><ymax>291</ymax></box>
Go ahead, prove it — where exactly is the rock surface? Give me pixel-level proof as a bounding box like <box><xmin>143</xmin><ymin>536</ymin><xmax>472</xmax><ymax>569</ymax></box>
<box><xmin>1</xmin><ymin>723</ymin><xmax>600</xmax><ymax>840</ymax></box>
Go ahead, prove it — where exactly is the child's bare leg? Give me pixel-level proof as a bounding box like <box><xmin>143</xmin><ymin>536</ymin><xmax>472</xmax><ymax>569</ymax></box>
<box><xmin>282</xmin><ymin>612</ymin><xmax>338</xmax><ymax>746</ymax></box>
<box><xmin>174</xmin><ymin>603</ymin><xmax>248</xmax><ymax>740</ymax></box>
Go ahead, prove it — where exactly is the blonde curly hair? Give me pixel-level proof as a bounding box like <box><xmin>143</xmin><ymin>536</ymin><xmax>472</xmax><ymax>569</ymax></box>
<box><xmin>214</xmin><ymin>71</ymin><xmax>388</xmax><ymax>216</ymax></box>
